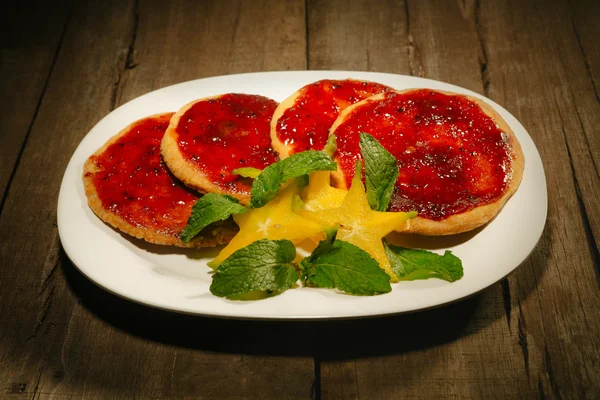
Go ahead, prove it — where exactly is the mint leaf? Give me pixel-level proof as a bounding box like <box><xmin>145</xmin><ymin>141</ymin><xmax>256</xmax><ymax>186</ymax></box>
<box><xmin>359</xmin><ymin>132</ymin><xmax>398</xmax><ymax>211</ymax></box>
<box><xmin>210</xmin><ymin>239</ymin><xmax>299</xmax><ymax>298</ymax></box>
<box><xmin>231</xmin><ymin>167</ymin><xmax>261</xmax><ymax>179</ymax></box>
<box><xmin>226</xmin><ymin>291</ymin><xmax>278</xmax><ymax>301</ymax></box>
<box><xmin>300</xmin><ymin>227</ymin><xmax>338</xmax><ymax>282</ymax></box>
<box><xmin>385</xmin><ymin>243</ymin><xmax>464</xmax><ymax>282</ymax></box>
<box><xmin>180</xmin><ymin>194</ymin><xmax>246</xmax><ymax>243</ymax></box>
<box><xmin>302</xmin><ymin>240</ymin><xmax>391</xmax><ymax>295</ymax></box>
<box><xmin>250</xmin><ymin>150</ymin><xmax>337</xmax><ymax>208</ymax></box>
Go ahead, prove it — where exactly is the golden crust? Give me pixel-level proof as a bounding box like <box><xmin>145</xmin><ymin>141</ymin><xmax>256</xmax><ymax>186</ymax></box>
<box><xmin>330</xmin><ymin>89</ymin><xmax>525</xmax><ymax>236</ymax></box>
<box><xmin>83</xmin><ymin>113</ymin><xmax>238</xmax><ymax>248</ymax></box>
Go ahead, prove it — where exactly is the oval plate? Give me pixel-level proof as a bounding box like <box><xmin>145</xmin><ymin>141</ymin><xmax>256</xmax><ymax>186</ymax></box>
<box><xmin>57</xmin><ymin>71</ymin><xmax>547</xmax><ymax>319</ymax></box>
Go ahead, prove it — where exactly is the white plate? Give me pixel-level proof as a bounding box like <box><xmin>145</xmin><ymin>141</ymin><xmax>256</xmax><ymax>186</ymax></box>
<box><xmin>58</xmin><ymin>71</ymin><xmax>547</xmax><ymax>319</ymax></box>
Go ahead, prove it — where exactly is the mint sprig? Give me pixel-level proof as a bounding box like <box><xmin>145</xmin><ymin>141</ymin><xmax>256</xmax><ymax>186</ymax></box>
<box><xmin>301</xmin><ymin>235</ymin><xmax>392</xmax><ymax>296</ymax></box>
<box><xmin>359</xmin><ymin>132</ymin><xmax>399</xmax><ymax>211</ymax></box>
<box><xmin>301</xmin><ymin>225</ymin><xmax>338</xmax><ymax>268</ymax></box>
<box><xmin>210</xmin><ymin>239</ymin><xmax>299</xmax><ymax>298</ymax></box>
<box><xmin>385</xmin><ymin>243</ymin><xmax>464</xmax><ymax>282</ymax></box>
<box><xmin>250</xmin><ymin>150</ymin><xmax>337</xmax><ymax>208</ymax></box>
<box><xmin>180</xmin><ymin>194</ymin><xmax>246</xmax><ymax>243</ymax></box>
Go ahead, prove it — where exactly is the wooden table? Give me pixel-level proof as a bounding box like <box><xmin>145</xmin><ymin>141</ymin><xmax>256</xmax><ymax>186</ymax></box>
<box><xmin>2</xmin><ymin>0</ymin><xmax>599</xmax><ymax>398</ymax></box>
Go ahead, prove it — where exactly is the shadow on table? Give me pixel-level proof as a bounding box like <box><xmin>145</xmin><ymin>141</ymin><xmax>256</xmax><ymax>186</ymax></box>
<box><xmin>62</xmin><ymin>250</ymin><xmax>484</xmax><ymax>360</ymax></box>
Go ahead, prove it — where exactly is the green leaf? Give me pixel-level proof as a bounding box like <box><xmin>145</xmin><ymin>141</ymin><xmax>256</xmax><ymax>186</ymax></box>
<box><xmin>302</xmin><ymin>240</ymin><xmax>391</xmax><ymax>295</ymax></box>
<box><xmin>210</xmin><ymin>239</ymin><xmax>299</xmax><ymax>298</ymax></box>
<box><xmin>385</xmin><ymin>243</ymin><xmax>464</xmax><ymax>282</ymax></box>
<box><xmin>250</xmin><ymin>150</ymin><xmax>337</xmax><ymax>208</ymax></box>
<box><xmin>226</xmin><ymin>291</ymin><xmax>278</xmax><ymax>301</ymax></box>
<box><xmin>180</xmin><ymin>193</ymin><xmax>246</xmax><ymax>243</ymax></box>
<box><xmin>231</xmin><ymin>167</ymin><xmax>262</xmax><ymax>179</ymax></box>
<box><xmin>359</xmin><ymin>132</ymin><xmax>399</xmax><ymax>211</ymax></box>
<box><xmin>300</xmin><ymin>227</ymin><xmax>338</xmax><ymax>282</ymax></box>
<box><xmin>295</xmin><ymin>174</ymin><xmax>310</xmax><ymax>189</ymax></box>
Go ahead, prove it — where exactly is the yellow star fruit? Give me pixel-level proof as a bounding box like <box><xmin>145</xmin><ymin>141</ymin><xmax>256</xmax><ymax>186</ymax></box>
<box><xmin>209</xmin><ymin>182</ymin><xmax>324</xmax><ymax>268</ymax></box>
<box><xmin>301</xmin><ymin>164</ymin><xmax>416</xmax><ymax>282</ymax></box>
<box><xmin>300</xmin><ymin>171</ymin><xmax>347</xmax><ymax>211</ymax></box>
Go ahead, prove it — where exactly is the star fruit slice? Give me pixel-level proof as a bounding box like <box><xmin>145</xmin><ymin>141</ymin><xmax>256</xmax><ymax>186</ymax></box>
<box><xmin>209</xmin><ymin>182</ymin><xmax>324</xmax><ymax>268</ymax></box>
<box><xmin>300</xmin><ymin>170</ymin><xmax>348</xmax><ymax>211</ymax></box>
<box><xmin>301</xmin><ymin>163</ymin><xmax>416</xmax><ymax>282</ymax></box>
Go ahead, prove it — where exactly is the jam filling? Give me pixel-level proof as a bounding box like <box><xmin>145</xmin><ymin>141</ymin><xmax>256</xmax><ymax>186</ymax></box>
<box><xmin>334</xmin><ymin>90</ymin><xmax>512</xmax><ymax>221</ymax></box>
<box><xmin>88</xmin><ymin>113</ymin><xmax>199</xmax><ymax>236</ymax></box>
<box><xmin>275</xmin><ymin>79</ymin><xmax>391</xmax><ymax>154</ymax></box>
<box><xmin>175</xmin><ymin>94</ymin><xmax>278</xmax><ymax>195</ymax></box>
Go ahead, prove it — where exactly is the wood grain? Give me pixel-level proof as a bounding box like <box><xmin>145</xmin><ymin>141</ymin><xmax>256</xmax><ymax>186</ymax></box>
<box><xmin>563</xmin><ymin>0</ymin><xmax>600</xmax><ymax>257</ymax></box>
<box><xmin>307</xmin><ymin>0</ymin><xmax>409</xmax><ymax>72</ymax></box>
<box><xmin>114</xmin><ymin>0</ymin><xmax>307</xmax><ymax>106</ymax></box>
<box><xmin>478</xmin><ymin>0</ymin><xmax>600</xmax><ymax>397</ymax></box>
<box><xmin>0</xmin><ymin>1</ymin><xmax>70</xmax><ymax>210</ymax></box>
<box><xmin>0</xmin><ymin>1</ymin><xmax>311</xmax><ymax>399</ymax></box>
<box><xmin>570</xmin><ymin>0</ymin><xmax>600</xmax><ymax>102</ymax></box>
<box><xmin>0</xmin><ymin>1</ymin><xmax>137</xmax><ymax>397</ymax></box>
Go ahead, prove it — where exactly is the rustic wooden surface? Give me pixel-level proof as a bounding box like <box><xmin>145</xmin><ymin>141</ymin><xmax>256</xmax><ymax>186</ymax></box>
<box><xmin>1</xmin><ymin>0</ymin><xmax>598</xmax><ymax>398</ymax></box>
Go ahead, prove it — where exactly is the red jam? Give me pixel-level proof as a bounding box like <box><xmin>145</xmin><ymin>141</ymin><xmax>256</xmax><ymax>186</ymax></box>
<box><xmin>275</xmin><ymin>79</ymin><xmax>391</xmax><ymax>154</ymax></box>
<box><xmin>334</xmin><ymin>90</ymin><xmax>512</xmax><ymax>221</ymax></box>
<box><xmin>175</xmin><ymin>94</ymin><xmax>278</xmax><ymax>195</ymax></box>
<box><xmin>87</xmin><ymin>113</ymin><xmax>199</xmax><ymax>236</ymax></box>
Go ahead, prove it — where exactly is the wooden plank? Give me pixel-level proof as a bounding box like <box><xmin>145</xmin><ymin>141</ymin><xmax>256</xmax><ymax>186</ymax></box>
<box><xmin>564</xmin><ymin>0</ymin><xmax>600</xmax><ymax>254</ymax></box>
<box><xmin>42</xmin><ymin>263</ymin><xmax>315</xmax><ymax>399</ymax></box>
<box><xmin>0</xmin><ymin>2</ymin><xmax>70</xmax><ymax>207</ymax></box>
<box><xmin>570</xmin><ymin>0</ymin><xmax>600</xmax><ymax>101</ymax></box>
<box><xmin>0</xmin><ymin>1</ymin><xmax>137</xmax><ymax>398</ymax></box>
<box><xmin>309</xmin><ymin>0</ymin><xmax>600</xmax><ymax>398</ymax></box>
<box><xmin>114</xmin><ymin>0</ymin><xmax>307</xmax><ymax>105</ymax></box>
<box><xmin>307</xmin><ymin>0</ymin><xmax>410</xmax><ymax>72</ymax></box>
<box><xmin>0</xmin><ymin>0</ymin><xmax>311</xmax><ymax>399</ymax></box>
<box><xmin>477</xmin><ymin>0</ymin><xmax>600</xmax><ymax>397</ymax></box>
